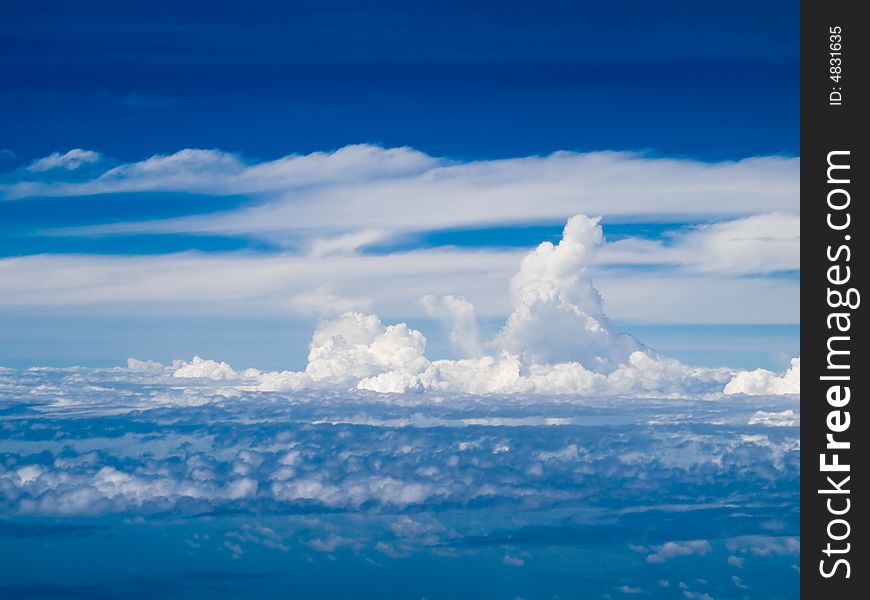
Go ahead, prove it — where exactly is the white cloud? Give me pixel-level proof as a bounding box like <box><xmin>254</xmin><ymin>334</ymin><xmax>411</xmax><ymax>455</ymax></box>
<box><xmin>494</xmin><ymin>215</ymin><xmax>643</xmax><ymax>369</ymax></box>
<box><xmin>126</xmin><ymin>357</ymin><xmax>165</xmax><ymax>372</ymax></box>
<box><xmin>503</xmin><ymin>555</ymin><xmax>525</xmax><ymax>567</ymax></box>
<box><xmin>725</xmin><ymin>535</ymin><xmax>799</xmax><ymax>557</ymax></box>
<box><xmin>0</xmin><ymin>208</ymin><xmax>799</xmax><ymax>397</ymax></box>
<box><xmin>2</xmin><ymin>363</ymin><xmax>800</xmax><ymax>518</ymax></box>
<box><xmin>0</xmin><ymin>243</ymin><xmax>799</xmax><ymax>326</ymax></box>
<box><xmin>600</xmin><ymin>213</ymin><xmax>799</xmax><ymax>274</ymax></box>
<box><xmin>724</xmin><ymin>357</ymin><xmax>799</xmax><ymax>395</ymax></box>
<box><xmin>1</xmin><ymin>146</ymin><xmax>799</xmax><ymax>341</ymax></box>
<box><xmin>727</xmin><ymin>555</ymin><xmax>745</xmax><ymax>568</ymax></box>
<box><xmin>748</xmin><ymin>410</ymin><xmax>798</xmax><ymax>427</ymax></box>
<box><xmin>172</xmin><ymin>356</ymin><xmax>239</xmax><ymax>380</ymax></box>
<box><xmin>646</xmin><ymin>539</ymin><xmax>712</xmax><ymax>563</ymax></box>
<box><xmin>26</xmin><ymin>149</ymin><xmax>101</xmax><ymax>172</ymax></box>
<box><xmin>4</xmin><ymin>147</ymin><xmax>798</xmax><ymax>242</ymax></box>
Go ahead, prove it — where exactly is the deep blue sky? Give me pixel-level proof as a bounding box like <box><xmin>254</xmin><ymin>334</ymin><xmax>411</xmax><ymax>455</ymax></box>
<box><xmin>0</xmin><ymin>1</ymin><xmax>799</xmax><ymax>370</ymax></box>
<box><xmin>1</xmin><ymin>0</ymin><xmax>798</xmax><ymax>163</ymax></box>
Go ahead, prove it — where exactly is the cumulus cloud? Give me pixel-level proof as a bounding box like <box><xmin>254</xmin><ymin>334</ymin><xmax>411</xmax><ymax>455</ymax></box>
<box><xmin>26</xmin><ymin>149</ymin><xmax>101</xmax><ymax>172</ymax></box>
<box><xmin>724</xmin><ymin>357</ymin><xmax>800</xmax><ymax>395</ymax></box>
<box><xmin>495</xmin><ymin>215</ymin><xmax>643</xmax><ymax>369</ymax></box>
<box><xmin>645</xmin><ymin>539</ymin><xmax>713</xmax><ymax>563</ymax></box>
<box><xmin>126</xmin><ymin>357</ymin><xmax>164</xmax><ymax>372</ymax></box>
<box><xmin>0</xmin><ymin>211</ymin><xmax>795</xmax><ymax>396</ymax></box>
<box><xmin>172</xmin><ymin>356</ymin><xmax>239</xmax><ymax>380</ymax></box>
<box><xmin>152</xmin><ymin>215</ymin><xmax>736</xmax><ymax>397</ymax></box>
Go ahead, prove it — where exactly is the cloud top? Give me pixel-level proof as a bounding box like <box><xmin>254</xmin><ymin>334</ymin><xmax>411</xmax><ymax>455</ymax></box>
<box><xmin>724</xmin><ymin>357</ymin><xmax>800</xmax><ymax>395</ymax></box>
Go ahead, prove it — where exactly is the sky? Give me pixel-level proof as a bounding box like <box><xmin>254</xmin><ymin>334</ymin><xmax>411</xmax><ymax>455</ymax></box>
<box><xmin>1</xmin><ymin>4</ymin><xmax>800</xmax><ymax>598</ymax></box>
<box><xmin>0</xmin><ymin>0</ymin><xmax>799</xmax><ymax>371</ymax></box>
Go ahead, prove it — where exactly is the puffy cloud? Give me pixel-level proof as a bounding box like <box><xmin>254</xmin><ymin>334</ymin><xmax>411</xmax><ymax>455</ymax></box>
<box><xmin>26</xmin><ymin>149</ymin><xmax>101</xmax><ymax>172</ymax></box>
<box><xmin>727</xmin><ymin>555</ymin><xmax>745</xmax><ymax>568</ymax></box>
<box><xmin>305</xmin><ymin>312</ymin><xmax>429</xmax><ymax>386</ymax></box>
<box><xmin>1</xmin><ymin>364</ymin><xmax>800</xmax><ymax>519</ymax></box>
<box><xmin>126</xmin><ymin>357</ymin><xmax>165</xmax><ymax>372</ymax></box>
<box><xmin>172</xmin><ymin>356</ymin><xmax>239</xmax><ymax>380</ymax></box>
<box><xmin>494</xmin><ymin>215</ymin><xmax>643</xmax><ymax>369</ymax></box>
<box><xmin>725</xmin><ymin>535</ymin><xmax>800</xmax><ymax>557</ymax></box>
<box><xmin>724</xmin><ymin>357</ymin><xmax>799</xmax><ymax>395</ymax></box>
<box><xmin>617</xmin><ymin>585</ymin><xmax>642</xmax><ymax>594</ymax></box>
<box><xmin>135</xmin><ymin>215</ymin><xmax>740</xmax><ymax>397</ymax></box>
<box><xmin>645</xmin><ymin>539</ymin><xmax>712</xmax><ymax>563</ymax></box>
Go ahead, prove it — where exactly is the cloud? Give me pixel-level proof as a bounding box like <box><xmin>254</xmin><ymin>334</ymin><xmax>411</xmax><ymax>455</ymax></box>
<box><xmin>600</xmin><ymin>213</ymin><xmax>799</xmax><ymax>274</ymax></box>
<box><xmin>0</xmin><ymin>240</ymin><xmax>800</xmax><ymax>325</ymax></box>
<box><xmin>727</xmin><ymin>555</ymin><xmax>745</xmax><ymax>568</ymax></box>
<box><xmin>3</xmin><ymin>146</ymin><xmax>798</xmax><ymax>243</ymax></box>
<box><xmin>494</xmin><ymin>215</ymin><xmax>643</xmax><ymax>369</ymax></box>
<box><xmin>724</xmin><ymin>357</ymin><xmax>799</xmax><ymax>395</ymax></box>
<box><xmin>646</xmin><ymin>539</ymin><xmax>712</xmax><ymax>563</ymax></box>
<box><xmin>172</xmin><ymin>356</ymin><xmax>239</xmax><ymax>380</ymax></box>
<box><xmin>126</xmin><ymin>357</ymin><xmax>164</xmax><ymax>372</ymax></box>
<box><xmin>26</xmin><ymin>149</ymin><xmax>101</xmax><ymax>172</ymax></box>
<box><xmin>3</xmin><ymin>144</ymin><xmax>436</xmax><ymax>200</ymax></box>
<box><xmin>166</xmin><ymin>218</ymin><xmax>742</xmax><ymax>396</ymax></box>
<box><xmin>502</xmin><ymin>554</ymin><xmax>525</xmax><ymax>567</ymax></box>
<box><xmin>725</xmin><ymin>535</ymin><xmax>799</xmax><ymax>557</ymax></box>
<box><xmin>0</xmin><ymin>364</ymin><xmax>800</xmax><ymax>519</ymax></box>
<box><xmin>748</xmin><ymin>410</ymin><xmax>798</xmax><ymax>427</ymax></box>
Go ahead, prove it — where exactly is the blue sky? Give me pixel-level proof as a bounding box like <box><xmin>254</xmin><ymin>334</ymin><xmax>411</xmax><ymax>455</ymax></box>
<box><xmin>0</xmin><ymin>5</ymin><xmax>801</xmax><ymax>598</ymax></box>
<box><xmin>2</xmin><ymin>0</ymin><xmax>798</xmax><ymax>163</ymax></box>
<box><xmin>0</xmin><ymin>0</ymin><xmax>799</xmax><ymax>370</ymax></box>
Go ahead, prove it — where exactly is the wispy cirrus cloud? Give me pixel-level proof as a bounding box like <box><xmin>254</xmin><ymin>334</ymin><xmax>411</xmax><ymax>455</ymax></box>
<box><xmin>0</xmin><ymin>222</ymin><xmax>799</xmax><ymax>324</ymax></box>
<box><xmin>25</xmin><ymin>149</ymin><xmax>101</xmax><ymax>172</ymax></box>
<box><xmin>3</xmin><ymin>146</ymin><xmax>798</xmax><ymax>247</ymax></box>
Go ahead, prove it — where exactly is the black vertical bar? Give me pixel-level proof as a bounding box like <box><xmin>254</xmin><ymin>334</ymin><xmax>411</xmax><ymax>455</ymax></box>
<box><xmin>802</xmin><ymin>0</ymin><xmax>865</xmax><ymax>595</ymax></box>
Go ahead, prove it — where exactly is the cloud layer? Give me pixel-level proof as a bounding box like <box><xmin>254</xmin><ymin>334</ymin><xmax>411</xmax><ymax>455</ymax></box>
<box><xmin>0</xmin><ymin>360</ymin><xmax>800</xmax><ymax>597</ymax></box>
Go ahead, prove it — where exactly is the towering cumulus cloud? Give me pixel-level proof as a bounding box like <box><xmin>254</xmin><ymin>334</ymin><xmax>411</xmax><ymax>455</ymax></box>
<box><xmin>163</xmin><ymin>214</ymin><xmax>787</xmax><ymax>397</ymax></box>
<box><xmin>494</xmin><ymin>215</ymin><xmax>643</xmax><ymax>369</ymax></box>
